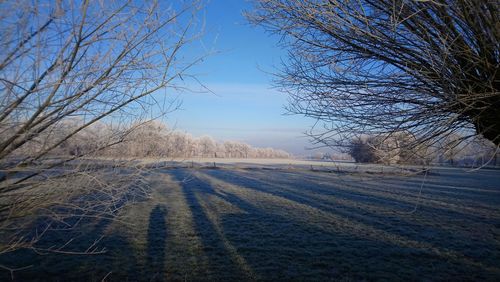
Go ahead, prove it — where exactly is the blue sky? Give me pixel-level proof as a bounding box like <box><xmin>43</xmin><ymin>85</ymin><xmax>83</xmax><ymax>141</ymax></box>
<box><xmin>165</xmin><ymin>0</ymin><xmax>320</xmax><ymax>155</ymax></box>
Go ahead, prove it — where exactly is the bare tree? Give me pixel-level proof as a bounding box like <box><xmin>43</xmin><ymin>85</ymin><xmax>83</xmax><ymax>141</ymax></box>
<box><xmin>198</xmin><ymin>135</ymin><xmax>217</xmax><ymax>157</ymax></box>
<box><xmin>349</xmin><ymin>132</ymin><xmax>429</xmax><ymax>164</ymax></box>
<box><xmin>248</xmin><ymin>0</ymin><xmax>499</xmax><ymax>153</ymax></box>
<box><xmin>0</xmin><ymin>0</ymin><xmax>204</xmax><ymax>255</ymax></box>
<box><xmin>349</xmin><ymin>137</ymin><xmax>377</xmax><ymax>163</ymax></box>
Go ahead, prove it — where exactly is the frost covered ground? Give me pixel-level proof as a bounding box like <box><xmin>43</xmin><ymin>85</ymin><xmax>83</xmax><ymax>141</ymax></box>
<box><xmin>1</xmin><ymin>162</ymin><xmax>499</xmax><ymax>281</ymax></box>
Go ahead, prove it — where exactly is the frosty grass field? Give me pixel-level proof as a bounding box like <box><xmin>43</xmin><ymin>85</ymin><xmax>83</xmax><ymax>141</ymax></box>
<box><xmin>1</xmin><ymin>159</ymin><xmax>499</xmax><ymax>281</ymax></box>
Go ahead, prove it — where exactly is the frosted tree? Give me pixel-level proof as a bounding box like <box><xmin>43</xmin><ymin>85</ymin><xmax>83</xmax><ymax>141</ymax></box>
<box><xmin>0</xmin><ymin>0</ymin><xmax>204</xmax><ymax>255</ymax></box>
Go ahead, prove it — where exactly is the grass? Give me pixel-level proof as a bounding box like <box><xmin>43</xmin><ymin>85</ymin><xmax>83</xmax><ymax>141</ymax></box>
<box><xmin>1</xmin><ymin>164</ymin><xmax>499</xmax><ymax>281</ymax></box>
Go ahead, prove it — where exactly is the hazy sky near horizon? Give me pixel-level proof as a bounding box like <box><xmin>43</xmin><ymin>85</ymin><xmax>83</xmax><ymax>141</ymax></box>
<box><xmin>165</xmin><ymin>1</ymin><xmax>321</xmax><ymax>155</ymax></box>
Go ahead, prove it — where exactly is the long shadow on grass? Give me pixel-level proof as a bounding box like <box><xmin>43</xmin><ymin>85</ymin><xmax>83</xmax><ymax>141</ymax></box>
<box><xmin>248</xmin><ymin>168</ymin><xmax>500</xmax><ymax>230</ymax></box>
<box><xmin>197</xmin><ymin>173</ymin><xmax>472</xmax><ymax>280</ymax></box>
<box><xmin>166</xmin><ymin>169</ymin><xmax>497</xmax><ymax>280</ymax></box>
<box><xmin>146</xmin><ymin>205</ymin><xmax>167</xmax><ymax>281</ymax></box>
<box><xmin>289</xmin><ymin>169</ymin><xmax>500</xmax><ymax>211</ymax></box>
<box><xmin>236</xmin><ymin>169</ymin><xmax>496</xmax><ymax>222</ymax></box>
<box><xmin>200</xmin><ymin>169</ymin><xmax>500</xmax><ymax>275</ymax></box>
<box><xmin>168</xmin><ymin>169</ymin><xmax>250</xmax><ymax>280</ymax></box>
<box><xmin>224</xmin><ymin>168</ymin><xmax>498</xmax><ymax>225</ymax></box>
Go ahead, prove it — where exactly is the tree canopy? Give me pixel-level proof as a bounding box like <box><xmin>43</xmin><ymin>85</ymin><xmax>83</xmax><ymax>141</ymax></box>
<box><xmin>249</xmin><ymin>0</ymin><xmax>499</xmax><ymax>150</ymax></box>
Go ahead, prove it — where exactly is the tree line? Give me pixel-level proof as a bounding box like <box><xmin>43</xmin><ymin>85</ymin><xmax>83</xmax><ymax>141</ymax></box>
<box><xmin>348</xmin><ymin>132</ymin><xmax>498</xmax><ymax>166</ymax></box>
<box><xmin>40</xmin><ymin>120</ymin><xmax>291</xmax><ymax>159</ymax></box>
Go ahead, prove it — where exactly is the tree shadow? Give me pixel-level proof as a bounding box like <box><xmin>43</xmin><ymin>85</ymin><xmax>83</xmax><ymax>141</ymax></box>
<box><xmin>146</xmin><ymin>204</ymin><xmax>167</xmax><ymax>281</ymax></box>
<box><xmin>189</xmin><ymin>172</ymin><xmax>406</xmax><ymax>280</ymax></box>
<box><xmin>168</xmin><ymin>169</ymin><xmax>421</xmax><ymax>280</ymax></box>
<box><xmin>198</xmin><ymin>169</ymin><xmax>500</xmax><ymax>280</ymax></box>
<box><xmin>168</xmin><ymin>169</ymin><xmax>251</xmax><ymax>280</ymax></box>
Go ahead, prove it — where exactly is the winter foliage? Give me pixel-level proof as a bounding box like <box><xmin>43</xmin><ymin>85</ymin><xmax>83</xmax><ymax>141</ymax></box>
<box><xmin>35</xmin><ymin>120</ymin><xmax>291</xmax><ymax>159</ymax></box>
<box><xmin>348</xmin><ymin>133</ymin><xmax>498</xmax><ymax>166</ymax></box>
